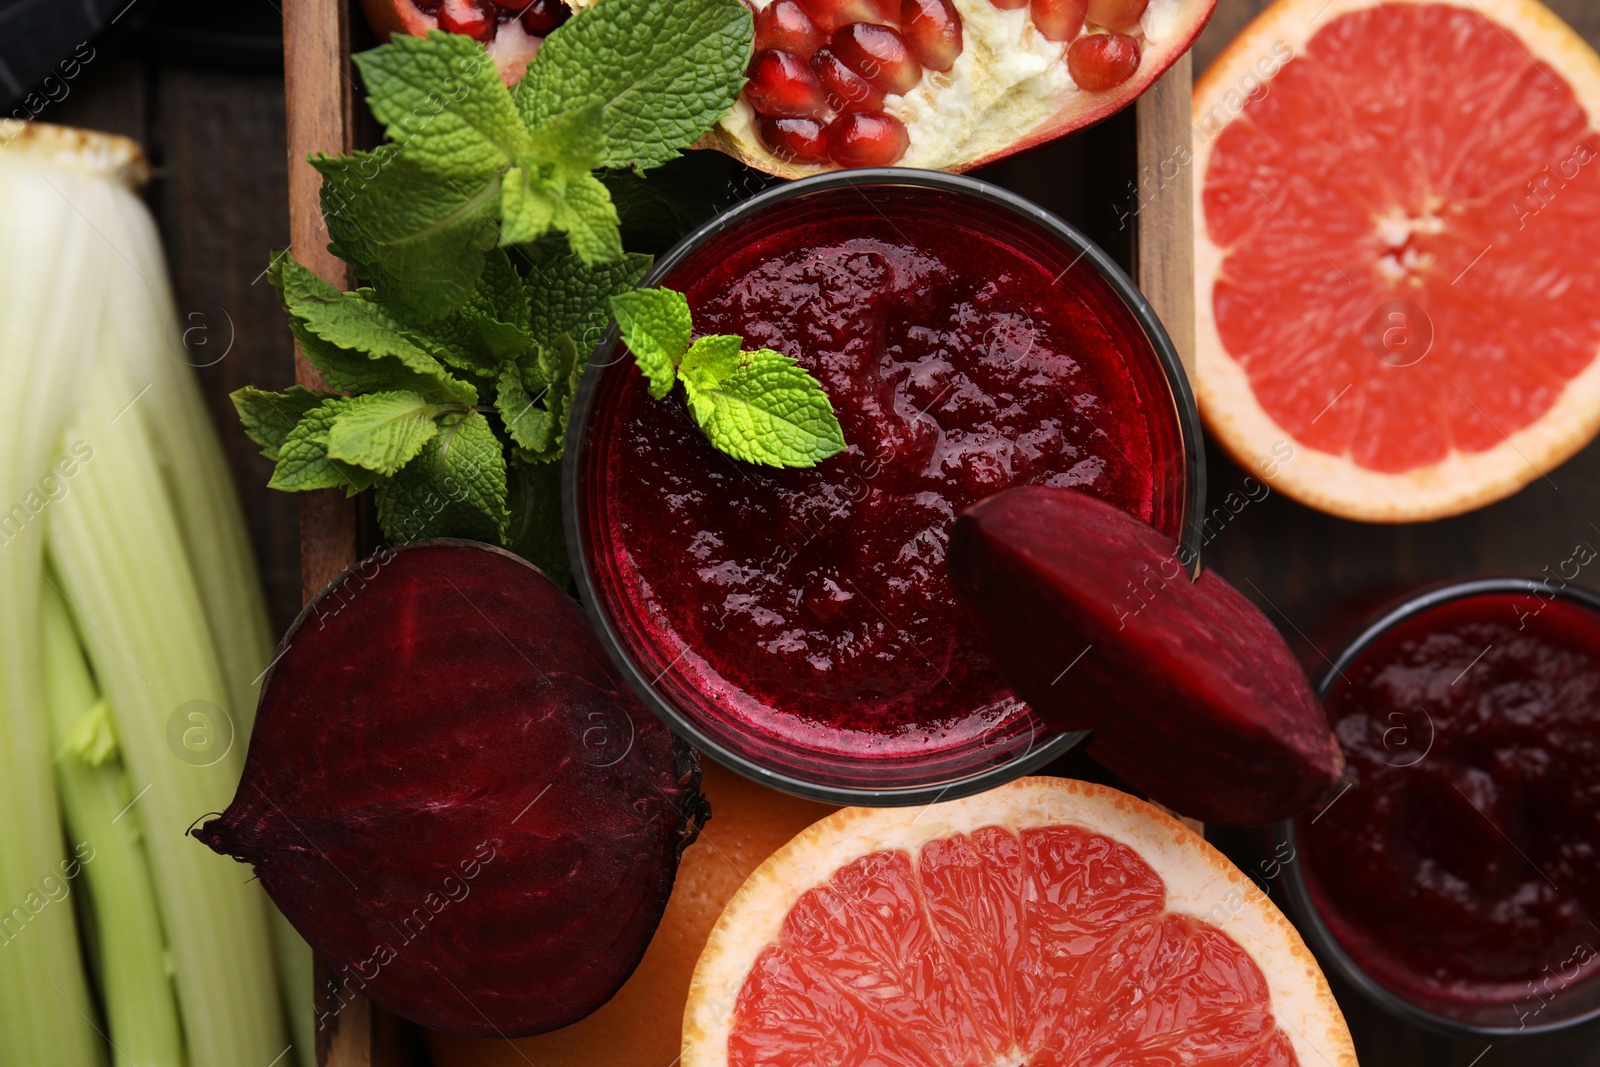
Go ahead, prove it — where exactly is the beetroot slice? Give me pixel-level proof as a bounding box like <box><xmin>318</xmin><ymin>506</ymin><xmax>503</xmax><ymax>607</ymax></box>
<box><xmin>195</xmin><ymin>540</ymin><xmax>706</xmax><ymax>1037</ymax></box>
<box><xmin>948</xmin><ymin>487</ymin><xmax>1342</xmax><ymax>825</ymax></box>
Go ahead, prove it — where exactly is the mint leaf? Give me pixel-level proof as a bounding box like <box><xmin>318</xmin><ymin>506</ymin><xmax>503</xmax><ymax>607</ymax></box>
<box><xmin>501</xmin><ymin>106</ymin><xmax>622</xmax><ymax>263</ymax></box>
<box><xmin>499</xmin><ymin>166</ymin><xmax>556</xmax><ymax>245</ymax></box>
<box><xmin>231</xmin><ymin>385</ymin><xmax>331</xmax><ymax>462</ymax></box>
<box><xmin>496</xmin><ymin>364</ymin><xmax>556</xmax><ymax>457</ymax></box>
<box><xmin>681</xmin><ymin>349</ymin><xmax>847</xmax><ymax>468</ymax></box>
<box><xmin>541</xmin><ymin>332</ymin><xmax>587</xmax><ymax>454</ymax></box>
<box><xmin>677</xmin><ymin>334</ymin><xmax>743</xmax><ymax>394</ymax></box>
<box><xmin>314</xmin><ymin>149</ymin><xmax>501</xmax><ymax>321</ymax></box>
<box><xmin>515</xmin><ymin>0</ymin><xmax>753</xmax><ymax>172</ymax></box>
<box><xmin>500</xmin><ymin>106</ymin><xmax>603</xmax><ymax>245</ymax></box>
<box><xmin>526</xmin><ymin>102</ymin><xmax>606</xmax><ymax>171</ymax></box>
<box><xmin>269</xmin><ymin>401</ymin><xmax>384</xmax><ymax>494</ymax></box>
<box><xmin>412</xmin><ymin>249</ymin><xmax>536</xmax><ymax>377</ymax></box>
<box><xmin>272</xmin><ymin>255</ymin><xmax>479</xmax><ymax>404</ymax></box>
<box><xmin>610</xmin><ymin>287</ymin><xmax>690</xmax><ymax>399</ymax></box>
<box><xmin>507</xmin><ymin>461</ymin><xmax>570</xmax><ymax>586</ymax></box>
<box><xmin>376</xmin><ymin>411</ymin><xmax>509</xmax><ymax>544</ymax></box>
<box><xmin>509</xmin><ymin>333</ymin><xmax>585</xmax><ymax>462</ymax></box>
<box><xmin>325</xmin><ymin>390</ymin><xmax>443</xmax><ymax>475</ymax></box>
<box><xmin>551</xmin><ymin>170</ymin><xmax>623</xmax><ymax>264</ymax></box>
<box><xmin>354</xmin><ymin>32</ymin><xmax>528</xmax><ymax>176</ymax></box>
<box><xmin>526</xmin><ymin>250</ymin><xmax>651</xmax><ymax>354</ymax></box>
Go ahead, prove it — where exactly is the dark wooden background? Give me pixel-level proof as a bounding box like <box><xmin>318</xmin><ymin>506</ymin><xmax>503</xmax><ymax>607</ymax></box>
<box><xmin>30</xmin><ymin>0</ymin><xmax>1600</xmax><ymax>1062</ymax></box>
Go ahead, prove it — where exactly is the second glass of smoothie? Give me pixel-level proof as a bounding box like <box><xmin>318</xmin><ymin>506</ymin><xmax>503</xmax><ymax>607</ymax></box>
<box><xmin>565</xmin><ymin>170</ymin><xmax>1202</xmax><ymax>804</ymax></box>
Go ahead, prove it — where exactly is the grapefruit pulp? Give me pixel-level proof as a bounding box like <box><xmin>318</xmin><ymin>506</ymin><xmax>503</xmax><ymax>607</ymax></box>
<box><xmin>685</xmin><ymin>778</ymin><xmax>1355</xmax><ymax>1066</ymax></box>
<box><xmin>1195</xmin><ymin>0</ymin><xmax>1600</xmax><ymax>521</ymax></box>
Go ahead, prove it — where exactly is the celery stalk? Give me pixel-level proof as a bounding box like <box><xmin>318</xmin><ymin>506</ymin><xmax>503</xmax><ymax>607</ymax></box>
<box><xmin>269</xmin><ymin>912</ymin><xmax>317</xmax><ymax>1067</ymax></box>
<box><xmin>110</xmin><ymin>201</ymin><xmax>277</xmax><ymax>731</ymax></box>
<box><xmin>47</xmin><ymin>256</ymin><xmax>288</xmax><ymax>1066</ymax></box>
<box><xmin>101</xmin><ymin>169</ymin><xmax>316</xmax><ymax>1066</ymax></box>
<box><xmin>40</xmin><ymin>577</ymin><xmax>186</xmax><ymax>1067</ymax></box>
<box><xmin>0</xmin><ymin>125</ymin><xmax>117</xmax><ymax>1067</ymax></box>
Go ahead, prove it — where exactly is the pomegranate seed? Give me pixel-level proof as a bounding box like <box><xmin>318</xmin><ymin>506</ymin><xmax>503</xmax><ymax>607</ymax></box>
<box><xmin>759</xmin><ymin>116</ymin><xmax>832</xmax><ymax>164</ymax></box>
<box><xmin>900</xmin><ymin>0</ymin><xmax>962</xmax><ymax>72</ymax></box>
<box><xmin>520</xmin><ymin>0</ymin><xmax>570</xmax><ymax>34</ymax></box>
<box><xmin>1085</xmin><ymin>0</ymin><xmax>1148</xmax><ymax>29</ymax></box>
<box><xmin>745</xmin><ymin>49</ymin><xmax>830</xmax><ymax>119</ymax></box>
<box><xmin>830</xmin><ymin>23</ymin><xmax>923</xmax><ymax>96</ymax></box>
<box><xmin>438</xmin><ymin>0</ymin><xmax>496</xmax><ymax>39</ymax></box>
<box><xmin>495</xmin><ymin>0</ymin><xmax>535</xmax><ymax>10</ymax></box>
<box><xmin>1067</xmin><ymin>31</ymin><xmax>1141</xmax><ymax>90</ymax></box>
<box><xmin>1030</xmin><ymin>0</ymin><xmax>1085</xmax><ymax>41</ymax></box>
<box><xmin>826</xmin><ymin>110</ymin><xmax>909</xmax><ymax>167</ymax></box>
<box><xmin>755</xmin><ymin>0</ymin><xmax>828</xmax><ymax>56</ymax></box>
<box><xmin>811</xmin><ymin>47</ymin><xmax>887</xmax><ymax>112</ymax></box>
<box><xmin>797</xmin><ymin>0</ymin><xmax>897</xmax><ymax>35</ymax></box>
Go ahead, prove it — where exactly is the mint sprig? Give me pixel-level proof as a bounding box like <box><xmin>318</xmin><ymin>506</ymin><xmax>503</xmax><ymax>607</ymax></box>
<box><xmin>242</xmin><ymin>243</ymin><xmax>644</xmax><ymax>549</ymax></box>
<box><xmin>316</xmin><ymin>0</ymin><xmax>751</xmax><ymax>323</ymax></box>
<box><xmin>235</xmin><ymin>0</ymin><xmax>844</xmax><ymax>573</ymax></box>
<box><xmin>610</xmin><ymin>288</ymin><xmax>847</xmax><ymax>469</ymax></box>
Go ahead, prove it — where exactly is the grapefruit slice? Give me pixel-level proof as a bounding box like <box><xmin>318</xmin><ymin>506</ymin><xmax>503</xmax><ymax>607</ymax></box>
<box><xmin>685</xmin><ymin>778</ymin><xmax>1354</xmax><ymax>1067</ymax></box>
<box><xmin>1194</xmin><ymin>0</ymin><xmax>1600</xmax><ymax>521</ymax></box>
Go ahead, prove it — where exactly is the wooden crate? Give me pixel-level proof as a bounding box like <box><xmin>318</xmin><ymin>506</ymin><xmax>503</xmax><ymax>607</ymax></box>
<box><xmin>281</xmin><ymin>3</ymin><xmax>1197</xmax><ymax>1063</ymax></box>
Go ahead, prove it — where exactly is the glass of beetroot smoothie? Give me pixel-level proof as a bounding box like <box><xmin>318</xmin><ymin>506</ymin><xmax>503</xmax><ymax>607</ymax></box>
<box><xmin>1277</xmin><ymin>578</ymin><xmax>1600</xmax><ymax>1037</ymax></box>
<box><xmin>565</xmin><ymin>170</ymin><xmax>1203</xmax><ymax>805</ymax></box>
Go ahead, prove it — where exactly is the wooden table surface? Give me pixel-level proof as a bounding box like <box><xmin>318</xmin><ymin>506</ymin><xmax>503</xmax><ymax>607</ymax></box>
<box><xmin>34</xmin><ymin>0</ymin><xmax>1600</xmax><ymax>1063</ymax></box>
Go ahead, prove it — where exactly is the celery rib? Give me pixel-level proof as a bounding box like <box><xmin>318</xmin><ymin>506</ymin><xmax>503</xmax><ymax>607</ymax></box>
<box><xmin>48</xmin><ymin>295</ymin><xmax>288</xmax><ymax>1067</ymax></box>
<box><xmin>0</xmin><ymin>148</ymin><xmax>115</xmax><ymax>1067</ymax></box>
<box><xmin>40</xmin><ymin>578</ymin><xmax>186</xmax><ymax>1067</ymax></box>
<box><xmin>105</xmin><ymin>185</ymin><xmax>316</xmax><ymax>1067</ymax></box>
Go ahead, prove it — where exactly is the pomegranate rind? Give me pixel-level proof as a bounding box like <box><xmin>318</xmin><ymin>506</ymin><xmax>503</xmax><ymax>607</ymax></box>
<box><xmin>1193</xmin><ymin>0</ymin><xmax>1600</xmax><ymax>522</ymax></box>
<box><xmin>683</xmin><ymin>777</ymin><xmax>1355</xmax><ymax>1067</ymax></box>
<box><xmin>198</xmin><ymin>539</ymin><xmax>706</xmax><ymax>1037</ymax></box>
<box><xmin>704</xmin><ymin>0</ymin><xmax>1216</xmax><ymax>176</ymax></box>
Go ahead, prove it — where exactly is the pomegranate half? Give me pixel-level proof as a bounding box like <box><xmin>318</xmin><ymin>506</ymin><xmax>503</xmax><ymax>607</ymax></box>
<box><xmin>362</xmin><ymin>0</ymin><xmax>1216</xmax><ymax>174</ymax></box>
<box><xmin>713</xmin><ymin>0</ymin><xmax>1218</xmax><ymax>173</ymax></box>
<box><xmin>195</xmin><ymin>540</ymin><xmax>708</xmax><ymax>1036</ymax></box>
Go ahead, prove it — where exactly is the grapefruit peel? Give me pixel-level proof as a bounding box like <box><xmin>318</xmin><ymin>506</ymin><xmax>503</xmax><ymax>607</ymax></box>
<box><xmin>684</xmin><ymin>777</ymin><xmax>1355</xmax><ymax>1067</ymax></box>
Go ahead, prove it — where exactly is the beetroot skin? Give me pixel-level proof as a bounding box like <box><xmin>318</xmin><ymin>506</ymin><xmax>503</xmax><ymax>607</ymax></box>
<box><xmin>195</xmin><ymin>540</ymin><xmax>707</xmax><ymax>1037</ymax></box>
<box><xmin>948</xmin><ymin>487</ymin><xmax>1342</xmax><ymax>824</ymax></box>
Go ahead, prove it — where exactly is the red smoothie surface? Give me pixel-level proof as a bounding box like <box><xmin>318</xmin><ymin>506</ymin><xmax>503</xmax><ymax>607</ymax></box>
<box><xmin>1300</xmin><ymin>593</ymin><xmax>1600</xmax><ymax>1009</ymax></box>
<box><xmin>581</xmin><ymin>190</ymin><xmax>1186</xmax><ymax>760</ymax></box>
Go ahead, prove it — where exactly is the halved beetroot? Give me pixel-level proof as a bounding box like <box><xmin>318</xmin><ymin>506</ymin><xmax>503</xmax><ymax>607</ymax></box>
<box><xmin>195</xmin><ymin>540</ymin><xmax>707</xmax><ymax>1037</ymax></box>
<box><xmin>948</xmin><ymin>487</ymin><xmax>1343</xmax><ymax>825</ymax></box>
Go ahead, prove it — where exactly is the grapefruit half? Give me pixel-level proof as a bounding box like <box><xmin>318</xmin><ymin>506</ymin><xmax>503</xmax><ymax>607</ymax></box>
<box><xmin>684</xmin><ymin>777</ymin><xmax>1354</xmax><ymax>1067</ymax></box>
<box><xmin>1194</xmin><ymin>0</ymin><xmax>1600</xmax><ymax>521</ymax></box>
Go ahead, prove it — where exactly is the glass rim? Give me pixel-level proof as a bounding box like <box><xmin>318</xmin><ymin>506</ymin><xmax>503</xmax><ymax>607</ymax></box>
<box><xmin>562</xmin><ymin>167</ymin><xmax>1207</xmax><ymax>807</ymax></box>
<box><xmin>1273</xmin><ymin>575</ymin><xmax>1600</xmax><ymax>1039</ymax></box>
